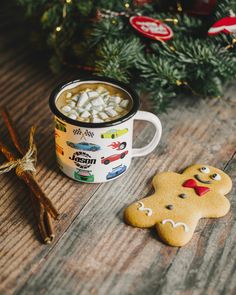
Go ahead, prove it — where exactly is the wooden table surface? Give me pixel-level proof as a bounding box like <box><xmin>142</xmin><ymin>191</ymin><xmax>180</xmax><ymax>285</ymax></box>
<box><xmin>1</xmin><ymin>3</ymin><xmax>236</xmax><ymax>295</ymax></box>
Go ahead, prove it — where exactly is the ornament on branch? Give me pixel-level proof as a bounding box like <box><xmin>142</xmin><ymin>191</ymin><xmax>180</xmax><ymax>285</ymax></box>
<box><xmin>187</xmin><ymin>0</ymin><xmax>217</xmax><ymax>16</ymax></box>
<box><xmin>208</xmin><ymin>16</ymin><xmax>236</xmax><ymax>36</ymax></box>
<box><xmin>129</xmin><ymin>16</ymin><xmax>173</xmax><ymax>41</ymax></box>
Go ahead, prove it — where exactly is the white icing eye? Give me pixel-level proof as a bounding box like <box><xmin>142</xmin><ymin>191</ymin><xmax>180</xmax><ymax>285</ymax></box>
<box><xmin>199</xmin><ymin>166</ymin><xmax>210</xmax><ymax>174</ymax></box>
<box><xmin>211</xmin><ymin>173</ymin><xmax>221</xmax><ymax>181</ymax></box>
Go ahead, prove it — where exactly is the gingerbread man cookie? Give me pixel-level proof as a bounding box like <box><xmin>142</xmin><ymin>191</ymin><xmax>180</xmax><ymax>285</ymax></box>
<box><xmin>124</xmin><ymin>164</ymin><xmax>232</xmax><ymax>247</ymax></box>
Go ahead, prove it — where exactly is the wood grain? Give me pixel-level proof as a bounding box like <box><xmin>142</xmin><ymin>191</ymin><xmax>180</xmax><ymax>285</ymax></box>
<box><xmin>15</xmin><ymin>93</ymin><xmax>236</xmax><ymax>295</ymax></box>
<box><xmin>1</xmin><ymin>2</ymin><xmax>236</xmax><ymax>295</ymax></box>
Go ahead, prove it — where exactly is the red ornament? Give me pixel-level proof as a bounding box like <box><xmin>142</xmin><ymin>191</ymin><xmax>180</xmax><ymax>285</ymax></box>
<box><xmin>129</xmin><ymin>16</ymin><xmax>173</xmax><ymax>41</ymax></box>
<box><xmin>187</xmin><ymin>0</ymin><xmax>217</xmax><ymax>16</ymax></box>
<box><xmin>208</xmin><ymin>17</ymin><xmax>236</xmax><ymax>35</ymax></box>
<box><xmin>133</xmin><ymin>0</ymin><xmax>153</xmax><ymax>5</ymax></box>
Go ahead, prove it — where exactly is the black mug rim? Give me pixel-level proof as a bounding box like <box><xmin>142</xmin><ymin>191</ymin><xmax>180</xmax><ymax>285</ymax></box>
<box><xmin>49</xmin><ymin>76</ymin><xmax>140</xmax><ymax>128</ymax></box>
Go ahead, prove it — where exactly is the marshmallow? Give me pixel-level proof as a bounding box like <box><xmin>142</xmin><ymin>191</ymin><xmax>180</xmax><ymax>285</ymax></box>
<box><xmin>87</xmin><ymin>91</ymin><xmax>99</xmax><ymax>98</ymax></box>
<box><xmin>99</xmin><ymin>112</ymin><xmax>109</xmax><ymax>120</ymax></box>
<box><xmin>77</xmin><ymin>92</ymin><xmax>89</xmax><ymax>107</ymax></box>
<box><xmin>120</xmin><ymin>99</ymin><xmax>129</xmax><ymax>108</ymax></box>
<box><xmin>76</xmin><ymin>107</ymin><xmax>85</xmax><ymax>112</ymax></box>
<box><xmin>115</xmin><ymin>106</ymin><xmax>125</xmax><ymax>113</ymax></box>
<box><xmin>96</xmin><ymin>86</ymin><xmax>107</xmax><ymax>93</ymax></box>
<box><xmin>105</xmin><ymin>108</ymin><xmax>118</xmax><ymax>117</ymax></box>
<box><xmin>92</xmin><ymin>117</ymin><xmax>104</xmax><ymax>123</ymax></box>
<box><xmin>108</xmin><ymin>102</ymin><xmax>116</xmax><ymax>107</ymax></box>
<box><xmin>68</xmin><ymin>101</ymin><xmax>76</xmax><ymax>108</ymax></box>
<box><xmin>94</xmin><ymin>106</ymin><xmax>104</xmax><ymax>112</ymax></box>
<box><xmin>91</xmin><ymin>109</ymin><xmax>98</xmax><ymax>116</ymax></box>
<box><xmin>61</xmin><ymin>105</ymin><xmax>71</xmax><ymax>113</ymax></box>
<box><xmin>70</xmin><ymin>110</ymin><xmax>78</xmax><ymax>115</ymax></box>
<box><xmin>91</xmin><ymin>97</ymin><xmax>104</xmax><ymax>106</ymax></box>
<box><xmin>68</xmin><ymin>113</ymin><xmax>77</xmax><ymax>120</ymax></box>
<box><xmin>81</xmin><ymin>110</ymin><xmax>90</xmax><ymax>118</ymax></box>
<box><xmin>110</xmin><ymin>96</ymin><xmax>121</xmax><ymax>104</ymax></box>
<box><xmin>71</xmin><ymin>95</ymin><xmax>78</xmax><ymax>102</ymax></box>
<box><xmin>59</xmin><ymin>86</ymin><xmax>130</xmax><ymax>123</ymax></box>
<box><xmin>66</xmin><ymin>92</ymin><xmax>72</xmax><ymax>99</ymax></box>
<box><xmin>84</xmin><ymin>103</ymin><xmax>92</xmax><ymax>111</ymax></box>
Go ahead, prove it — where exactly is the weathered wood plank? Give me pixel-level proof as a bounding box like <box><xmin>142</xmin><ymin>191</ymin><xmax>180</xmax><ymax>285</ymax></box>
<box><xmin>15</xmin><ymin>89</ymin><xmax>236</xmax><ymax>295</ymax></box>
<box><xmin>0</xmin><ymin>8</ymin><xmax>104</xmax><ymax>293</ymax></box>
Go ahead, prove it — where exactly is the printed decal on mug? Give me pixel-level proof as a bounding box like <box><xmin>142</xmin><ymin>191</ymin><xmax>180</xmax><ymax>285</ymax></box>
<box><xmin>66</xmin><ymin>141</ymin><xmax>101</xmax><ymax>151</ymax></box>
<box><xmin>101</xmin><ymin>128</ymin><xmax>128</xmax><ymax>139</ymax></box>
<box><xmin>106</xmin><ymin>165</ymin><xmax>127</xmax><ymax>180</ymax></box>
<box><xmin>69</xmin><ymin>151</ymin><xmax>96</xmax><ymax>169</ymax></box>
<box><xmin>74</xmin><ymin>169</ymin><xmax>95</xmax><ymax>183</ymax></box>
<box><xmin>108</xmin><ymin>141</ymin><xmax>127</xmax><ymax>150</ymax></box>
<box><xmin>73</xmin><ymin>128</ymin><xmax>94</xmax><ymax>140</ymax></box>
<box><xmin>56</xmin><ymin>144</ymin><xmax>64</xmax><ymax>156</ymax></box>
<box><xmin>101</xmin><ymin>151</ymin><xmax>128</xmax><ymax>165</ymax></box>
<box><xmin>55</xmin><ymin>119</ymin><xmax>67</xmax><ymax>132</ymax></box>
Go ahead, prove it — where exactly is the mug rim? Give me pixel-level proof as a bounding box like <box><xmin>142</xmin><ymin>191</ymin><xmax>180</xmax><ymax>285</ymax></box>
<box><xmin>49</xmin><ymin>76</ymin><xmax>140</xmax><ymax>128</ymax></box>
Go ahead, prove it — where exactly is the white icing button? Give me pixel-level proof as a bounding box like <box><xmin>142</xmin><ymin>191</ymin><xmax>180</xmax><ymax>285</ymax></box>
<box><xmin>61</xmin><ymin>105</ymin><xmax>71</xmax><ymax>113</ymax></box>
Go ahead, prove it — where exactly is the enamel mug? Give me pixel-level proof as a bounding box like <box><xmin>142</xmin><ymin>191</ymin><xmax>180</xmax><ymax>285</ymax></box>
<box><xmin>49</xmin><ymin>77</ymin><xmax>162</xmax><ymax>183</ymax></box>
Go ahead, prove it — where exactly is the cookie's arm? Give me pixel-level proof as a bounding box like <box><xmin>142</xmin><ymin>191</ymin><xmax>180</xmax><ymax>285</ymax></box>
<box><xmin>156</xmin><ymin>212</ymin><xmax>200</xmax><ymax>247</ymax></box>
<box><xmin>200</xmin><ymin>193</ymin><xmax>230</xmax><ymax>218</ymax></box>
<box><xmin>124</xmin><ymin>195</ymin><xmax>158</xmax><ymax>228</ymax></box>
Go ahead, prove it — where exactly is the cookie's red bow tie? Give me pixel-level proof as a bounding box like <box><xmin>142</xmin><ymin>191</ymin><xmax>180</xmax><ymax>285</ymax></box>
<box><xmin>182</xmin><ymin>179</ymin><xmax>210</xmax><ymax>196</ymax></box>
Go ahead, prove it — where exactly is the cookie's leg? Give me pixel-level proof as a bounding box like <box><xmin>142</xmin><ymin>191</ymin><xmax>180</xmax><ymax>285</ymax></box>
<box><xmin>124</xmin><ymin>196</ymin><xmax>157</xmax><ymax>228</ymax></box>
<box><xmin>155</xmin><ymin>214</ymin><xmax>199</xmax><ymax>247</ymax></box>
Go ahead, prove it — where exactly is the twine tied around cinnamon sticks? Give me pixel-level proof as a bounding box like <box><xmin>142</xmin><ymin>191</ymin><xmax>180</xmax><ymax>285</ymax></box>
<box><xmin>0</xmin><ymin>126</ymin><xmax>37</xmax><ymax>176</ymax></box>
<box><xmin>0</xmin><ymin>107</ymin><xmax>59</xmax><ymax>244</ymax></box>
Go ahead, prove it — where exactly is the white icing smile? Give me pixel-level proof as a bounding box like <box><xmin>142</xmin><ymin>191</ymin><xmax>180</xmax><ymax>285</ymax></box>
<box><xmin>161</xmin><ymin>219</ymin><xmax>189</xmax><ymax>232</ymax></box>
<box><xmin>137</xmin><ymin>201</ymin><xmax>153</xmax><ymax>216</ymax></box>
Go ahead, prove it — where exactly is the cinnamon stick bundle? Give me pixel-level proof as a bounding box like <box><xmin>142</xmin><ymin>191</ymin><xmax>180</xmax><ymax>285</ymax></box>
<box><xmin>0</xmin><ymin>107</ymin><xmax>59</xmax><ymax>243</ymax></box>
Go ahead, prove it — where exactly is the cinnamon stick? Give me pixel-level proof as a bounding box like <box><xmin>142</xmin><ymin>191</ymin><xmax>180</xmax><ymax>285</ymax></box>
<box><xmin>0</xmin><ymin>140</ymin><xmax>59</xmax><ymax>219</ymax></box>
<box><xmin>0</xmin><ymin>107</ymin><xmax>59</xmax><ymax>243</ymax></box>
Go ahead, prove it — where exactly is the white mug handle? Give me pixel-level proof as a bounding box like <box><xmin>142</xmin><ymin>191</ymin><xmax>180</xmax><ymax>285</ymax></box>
<box><xmin>132</xmin><ymin>110</ymin><xmax>162</xmax><ymax>157</ymax></box>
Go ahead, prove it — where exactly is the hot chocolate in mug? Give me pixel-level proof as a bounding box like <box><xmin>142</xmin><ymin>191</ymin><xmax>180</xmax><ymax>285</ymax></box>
<box><xmin>49</xmin><ymin>77</ymin><xmax>162</xmax><ymax>183</ymax></box>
